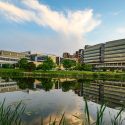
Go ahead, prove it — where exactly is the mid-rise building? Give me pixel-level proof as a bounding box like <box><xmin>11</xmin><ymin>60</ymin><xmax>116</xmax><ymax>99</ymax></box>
<box><xmin>30</xmin><ymin>53</ymin><xmax>57</xmax><ymax>66</ymax></box>
<box><xmin>84</xmin><ymin>44</ymin><xmax>104</xmax><ymax>65</ymax></box>
<box><xmin>104</xmin><ymin>39</ymin><xmax>125</xmax><ymax>68</ymax></box>
<box><xmin>63</xmin><ymin>52</ymin><xmax>71</xmax><ymax>58</ymax></box>
<box><xmin>0</xmin><ymin>50</ymin><xmax>26</xmax><ymax>67</ymax></box>
<box><xmin>78</xmin><ymin>49</ymin><xmax>84</xmax><ymax>63</ymax></box>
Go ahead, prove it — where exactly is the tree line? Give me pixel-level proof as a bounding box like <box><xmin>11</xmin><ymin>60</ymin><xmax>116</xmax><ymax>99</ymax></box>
<box><xmin>0</xmin><ymin>58</ymin><xmax>93</xmax><ymax>71</ymax></box>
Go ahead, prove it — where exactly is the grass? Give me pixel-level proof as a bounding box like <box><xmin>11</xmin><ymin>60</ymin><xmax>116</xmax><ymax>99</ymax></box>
<box><xmin>0</xmin><ymin>99</ymin><xmax>25</xmax><ymax>125</ymax></box>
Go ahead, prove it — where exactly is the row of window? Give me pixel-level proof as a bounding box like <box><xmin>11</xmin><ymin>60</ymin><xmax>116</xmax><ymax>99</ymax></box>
<box><xmin>84</xmin><ymin>56</ymin><xmax>100</xmax><ymax>61</ymax></box>
<box><xmin>85</xmin><ymin>45</ymin><xmax>102</xmax><ymax>52</ymax></box>
<box><xmin>104</xmin><ymin>49</ymin><xmax>125</xmax><ymax>55</ymax></box>
<box><xmin>105</xmin><ymin>44</ymin><xmax>125</xmax><ymax>51</ymax></box>
<box><xmin>0</xmin><ymin>57</ymin><xmax>18</xmax><ymax>62</ymax></box>
<box><xmin>84</xmin><ymin>49</ymin><xmax>100</xmax><ymax>55</ymax></box>
<box><xmin>105</xmin><ymin>40</ymin><xmax>125</xmax><ymax>48</ymax></box>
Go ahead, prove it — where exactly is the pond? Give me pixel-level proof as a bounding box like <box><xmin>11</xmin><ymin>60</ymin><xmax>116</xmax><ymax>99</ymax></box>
<box><xmin>0</xmin><ymin>77</ymin><xmax>125</xmax><ymax>125</ymax></box>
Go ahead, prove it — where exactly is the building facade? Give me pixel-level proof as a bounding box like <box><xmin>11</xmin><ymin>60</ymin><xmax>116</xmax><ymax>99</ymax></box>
<box><xmin>94</xmin><ymin>39</ymin><xmax>125</xmax><ymax>70</ymax></box>
<box><xmin>0</xmin><ymin>50</ymin><xmax>26</xmax><ymax>67</ymax></box>
<box><xmin>30</xmin><ymin>53</ymin><xmax>57</xmax><ymax>66</ymax></box>
<box><xmin>84</xmin><ymin>44</ymin><xmax>104</xmax><ymax>65</ymax></box>
<box><xmin>104</xmin><ymin>39</ymin><xmax>125</xmax><ymax>69</ymax></box>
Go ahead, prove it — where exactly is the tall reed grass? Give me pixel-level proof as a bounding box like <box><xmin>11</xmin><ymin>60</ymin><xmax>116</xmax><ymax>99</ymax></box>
<box><xmin>0</xmin><ymin>99</ymin><xmax>25</xmax><ymax>125</ymax></box>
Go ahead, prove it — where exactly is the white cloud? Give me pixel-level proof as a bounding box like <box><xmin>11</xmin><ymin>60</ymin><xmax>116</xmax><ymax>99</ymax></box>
<box><xmin>0</xmin><ymin>0</ymin><xmax>101</xmax><ymax>54</ymax></box>
<box><xmin>117</xmin><ymin>28</ymin><xmax>125</xmax><ymax>34</ymax></box>
<box><xmin>0</xmin><ymin>0</ymin><xmax>101</xmax><ymax>36</ymax></box>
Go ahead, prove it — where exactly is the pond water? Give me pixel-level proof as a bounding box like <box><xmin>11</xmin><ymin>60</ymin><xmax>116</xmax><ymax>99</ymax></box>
<box><xmin>0</xmin><ymin>77</ymin><xmax>125</xmax><ymax>125</ymax></box>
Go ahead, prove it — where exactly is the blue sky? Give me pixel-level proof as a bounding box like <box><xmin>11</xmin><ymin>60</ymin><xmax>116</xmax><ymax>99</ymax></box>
<box><xmin>0</xmin><ymin>0</ymin><xmax>125</xmax><ymax>56</ymax></box>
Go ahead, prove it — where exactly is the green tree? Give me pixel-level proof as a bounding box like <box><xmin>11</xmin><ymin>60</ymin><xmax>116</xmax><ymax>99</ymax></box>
<box><xmin>37</xmin><ymin>57</ymin><xmax>55</xmax><ymax>71</ymax></box>
<box><xmin>2</xmin><ymin>64</ymin><xmax>13</xmax><ymax>69</ymax></box>
<box><xmin>25</xmin><ymin>62</ymin><xmax>36</xmax><ymax>71</ymax></box>
<box><xmin>18</xmin><ymin>58</ymin><xmax>28</xmax><ymax>69</ymax></box>
<box><xmin>62</xmin><ymin>59</ymin><xmax>76</xmax><ymax>70</ymax></box>
<box><xmin>74</xmin><ymin>63</ymin><xmax>93</xmax><ymax>71</ymax></box>
<box><xmin>84</xmin><ymin>64</ymin><xmax>93</xmax><ymax>71</ymax></box>
<box><xmin>40</xmin><ymin>78</ymin><xmax>53</xmax><ymax>91</ymax></box>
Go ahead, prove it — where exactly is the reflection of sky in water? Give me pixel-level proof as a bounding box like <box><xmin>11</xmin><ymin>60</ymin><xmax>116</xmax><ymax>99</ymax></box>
<box><xmin>1</xmin><ymin>79</ymin><xmax>125</xmax><ymax>125</ymax></box>
<box><xmin>88</xmin><ymin>101</ymin><xmax>125</xmax><ymax>125</ymax></box>
<box><xmin>0</xmin><ymin>89</ymin><xmax>84</xmax><ymax>125</ymax></box>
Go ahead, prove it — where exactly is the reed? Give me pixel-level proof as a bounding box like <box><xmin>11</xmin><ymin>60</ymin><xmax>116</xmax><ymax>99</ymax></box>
<box><xmin>0</xmin><ymin>99</ymin><xmax>25</xmax><ymax>125</ymax></box>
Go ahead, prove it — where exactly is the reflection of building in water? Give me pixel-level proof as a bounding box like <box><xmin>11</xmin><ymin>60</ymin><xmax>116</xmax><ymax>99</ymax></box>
<box><xmin>82</xmin><ymin>80</ymin><xmax>125</xmax><ymax>108</ymax></box>
<box><xmin>0</xmin><ymin>82</ymin><xmax>19</xmax><ymax>93</ymax></box>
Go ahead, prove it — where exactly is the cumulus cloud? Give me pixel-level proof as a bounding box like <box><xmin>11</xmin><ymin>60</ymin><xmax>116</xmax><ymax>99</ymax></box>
<box><xmin>0</xmin><ymin>0</ymin><xmax>101</xmax><ymax>54</ymax></box>
<box><xmin>0</xmin><ymin>0</ymin><xmax>101</xmax><ymax>37</ymax></box>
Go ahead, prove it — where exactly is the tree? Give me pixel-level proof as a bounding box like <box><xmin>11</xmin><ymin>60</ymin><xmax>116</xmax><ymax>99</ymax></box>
<box><xmin>62</xmin><ymin>59</ymin><xmax>76</xmax><ymax>70</ymax></box>
<box><xmin>40</xmin><ymin>78</ymin><xmax>53</xmax><ymax>91</ymax></box>
<box><xmin>25</xmin><ymin>62</ymin><xmax>36</xmax><ymax>71</ymax></box>
<box><xmin>74</xmin><ymin>63</ymin><xmax>93</xmax><ymax>71</ymax></box>
<box><xmin>18</xmin><ymin>58</ymin><xmax>28</xmax><ymax>69</ymax></box>
<box><xmin>83</xmin><ymin>64</ymin><xmax>93</xmax><ymax>71</ymax></box>
<box><xmin>2</xmin><ymin>64</ymin><xmax>13</xmax><ymax>69</ymax></box>
<box><xmin>37</xmin><ymin>57</ymin><xmax>55</xmax><ymax>71</ymax></box>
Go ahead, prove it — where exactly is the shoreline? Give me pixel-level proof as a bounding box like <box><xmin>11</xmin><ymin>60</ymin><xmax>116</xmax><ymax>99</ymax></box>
<box><xmin>0</xmin><ymin>69</ymin><xmax>125</xmax><ymax>81</ymax></box>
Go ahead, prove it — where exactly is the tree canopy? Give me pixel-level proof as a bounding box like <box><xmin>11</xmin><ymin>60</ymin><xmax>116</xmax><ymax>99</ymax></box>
<box><xmin>74</xmin><ymin>63</ymin><xmax>93</xmax><ymax>71</ymax></box>
<box><xmin>25</xmin><ymin>62</ymin><xmax>36</xmax><ymax>71</ymax></box>
<box><xmin>37</xmin><ymin>57</ymin><xmax>55</xmax><ymax>71</ymax></box>
<box><xmin>18</xmin><ymin>58</ymin><xmax>28</xmax><ymax>69</ymax></box>
<box><xmin>62</xmin><ymin>59</ymin><xmax>76</xmax><ymax>70</ymax></box>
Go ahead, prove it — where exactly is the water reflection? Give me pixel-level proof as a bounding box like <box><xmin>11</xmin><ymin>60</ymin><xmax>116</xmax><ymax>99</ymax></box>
<box><xmin>0</xmin><ymin>77</ymin><xmax>125</xmax><ymax>124</ymax></box>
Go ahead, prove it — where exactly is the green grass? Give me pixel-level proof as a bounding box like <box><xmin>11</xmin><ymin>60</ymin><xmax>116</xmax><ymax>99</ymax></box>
<box><xmin>0</xmin><ymin>99</ymin><xmax>25</xmax><ymax>125</ymax></box>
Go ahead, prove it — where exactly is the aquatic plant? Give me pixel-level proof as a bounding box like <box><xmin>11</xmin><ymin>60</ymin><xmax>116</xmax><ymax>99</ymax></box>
<box><xmin>0</xmin><ymin>99</ymin><xmax>25</xmax><ymax>125</ymax></box>
<box><xmin>83</xmin><ymin>99</ymin><xmax>124</xmax><ymax>125</ymax></box>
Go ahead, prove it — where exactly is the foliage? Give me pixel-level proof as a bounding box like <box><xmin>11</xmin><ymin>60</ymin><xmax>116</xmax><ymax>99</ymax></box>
<box><xmin>37</xmin><ymin>57</ymin><xmax>55</xmax><ymax>71</ymax></box>
<box><xmin>40</xmin><ymin>78</ymin><xmax>53</xmax><ymax>91</ymax></box>
<box><xmin>25</xmin><ymin>62</ymin><xmax>36</xmax><ymax>71</ymax></box>
<box><xmin>0</xmin><ymin>99</ymin><xmax>25</xmax><ymax>125</ymax></box>
<box><xmin>2</xmin><ymin>64</ymin><xmax>14</xmax><ymax>69</ymax></box>
<box><xmin>83</xmin><ymin>99</ymin><xmax>124</xmax><ymax>125</ymax></box>
<box><xmin>18</xmin><ymin>58</ymin><xmax>28</xmax><ymax>69</ymax></box>
<box><xmin>62</xmin><ymin>59</ymin><xmax>76</xmax><ymax>70</ymax></box>
<box><xmin>16</xmin><ymin>78</ymin><xmax>35</xmax><ymax>89</ymax></box>
<box><xmin>75</xmin><ymin>63</ymin><xmax>93</xmax><ymax>71</ymax></box>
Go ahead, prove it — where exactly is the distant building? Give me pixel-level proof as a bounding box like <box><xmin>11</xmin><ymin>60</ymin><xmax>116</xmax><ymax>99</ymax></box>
<box><xmin>63</xmin><ymin>52</ymin><xmax>71</xmax><ymax>58</ymax></box>
<box><xmin>78</xmin><ymin>49</ymin><xmax>84</xmax><ymax>64</ymax></box>
<box><xmin>62</xmin><ymin>52</ymin><xmax>79</xmax><ymax>63</ymax></box>
<box><xmin>56</xmin><ymin>57</ymin><xmax>63</xmax><ymax>65</ymax></box>
<box><xmin>73</xmin><ymin>49</ymin><xmax>84</xmax><ymax>63</ymax></box>
<box><xmin>30</xmin><ymin>53</ymin><xmax>57</xmax><ymax>66</ymax></box>
<box><xmin>0</xmin><ymin>50</ymin><xmax>26</xmax><ymax>67</ymax></box>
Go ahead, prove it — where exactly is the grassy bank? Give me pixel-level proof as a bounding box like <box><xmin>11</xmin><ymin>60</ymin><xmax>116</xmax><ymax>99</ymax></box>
<box><xmin>0</xmin><ymin>68</ymin><xmax>125</xmax><ymax>81</ymax></box>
